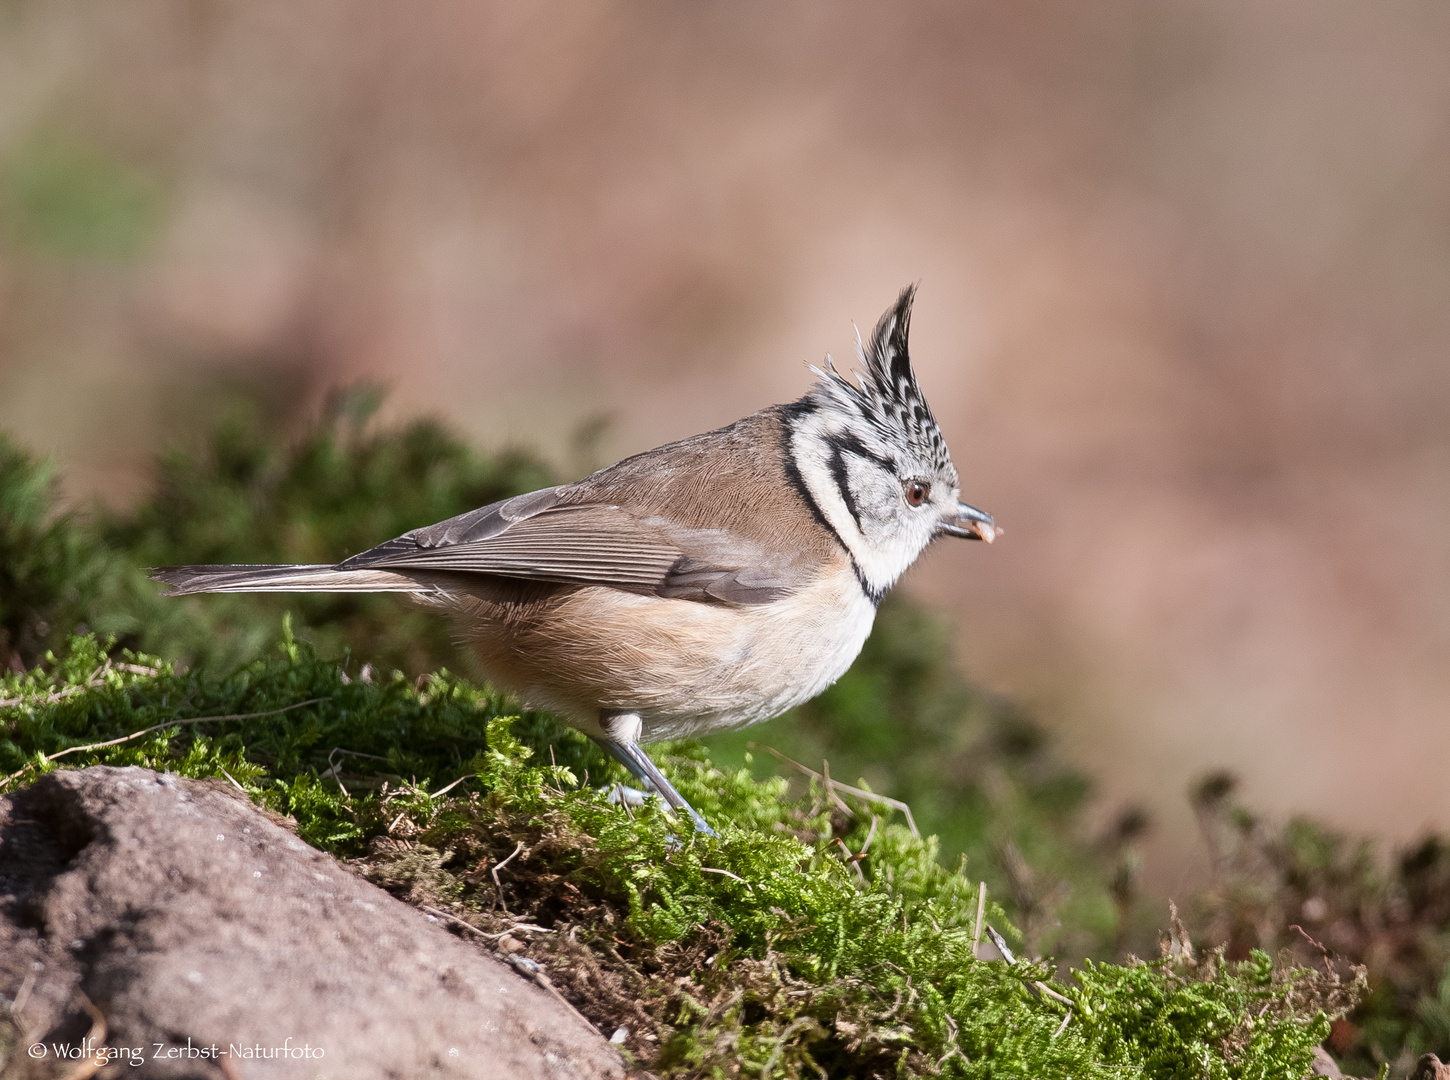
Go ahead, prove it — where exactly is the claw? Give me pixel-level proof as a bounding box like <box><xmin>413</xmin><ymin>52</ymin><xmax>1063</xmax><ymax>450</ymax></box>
<box><xmin>594</xmin><ymin>729</ymin><xmax>717</xmax><ymax>837</ymax></box>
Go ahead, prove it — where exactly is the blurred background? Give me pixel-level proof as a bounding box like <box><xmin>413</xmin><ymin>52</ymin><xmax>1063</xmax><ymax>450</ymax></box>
<box><xmin>3</xmin><ymin>0</ymin><xmax>1450</xmax><ymax>899</ymax></box>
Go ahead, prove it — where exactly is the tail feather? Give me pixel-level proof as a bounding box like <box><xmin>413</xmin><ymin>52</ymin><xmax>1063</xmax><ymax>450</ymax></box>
<box><xmin>150</xmin><ymin>564</ymin><xmax>429</xmax><ymax>596</ymax></box>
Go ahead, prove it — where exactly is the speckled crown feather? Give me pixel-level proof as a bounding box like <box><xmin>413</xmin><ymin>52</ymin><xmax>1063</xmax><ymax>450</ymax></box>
<box><xmin>806</xmin><ymin>285</ymin><xmax>956</xmax><ymax>480</ymax></box>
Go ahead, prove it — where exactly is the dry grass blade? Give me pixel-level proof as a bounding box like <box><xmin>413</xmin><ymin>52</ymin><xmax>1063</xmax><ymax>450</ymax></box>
<box><xmin>9</xmin><ymin>968</ymin><xmax>36</xmax><ymax>1022</ymax></box>
<box><xmin>491</xmin><ymin>840</ymin><xmax>526</xmax><ymax>913</ymax></box>
<box><xmin>701</xmin><ymin>866</ymin><xmax>753</xmax><ymax>889</ymax></box>
<box><xmin>58</xmin><ymin>991</ymin><xmax>107</xmax><ymax>1080</ymax></box>
<box><xmin>1034</xmin><ymin>981</ymin><xmax>1073</xmax><ymax>1006</ymax></box>
<box><xmin>985</xmin><ymin>925</ymin><xmax>1016</xmax><ymax>964</ymax></box>
<box><xmin>751</xmin><ymin>743</ymin><xmax>919</xmax><ymax>836</ymax></box>
<box><xmin>0</xmin><ymin>660</ymin><xmax>112</xmax><ymax>709</ymax></box>
<box><xmin>217</xmin><ymin>765</ymin><xmax>248</xmax><ymax>794</ymax></box>
<box><xmin>1052</xmin><ymin>1009</ymin><xmax>1073</xmax><ymax>1039</ymax></box>
<box><xmin>430</xmin><ymin>774</ymin><xmax>469</xmax><ymax>798</ymax></box>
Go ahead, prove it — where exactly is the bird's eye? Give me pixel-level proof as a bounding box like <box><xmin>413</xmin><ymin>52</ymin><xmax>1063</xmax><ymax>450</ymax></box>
<box><xmin>904</xmin><ymin>480</ymin><xmax>930</xmax><ymax>507</ymax></box>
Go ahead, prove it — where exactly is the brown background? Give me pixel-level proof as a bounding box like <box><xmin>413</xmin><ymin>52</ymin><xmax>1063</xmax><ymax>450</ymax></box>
<box><xmin>3</xmin><ymin>0</ymin><xmax>1449</xmax><ymax>886</ymax></box>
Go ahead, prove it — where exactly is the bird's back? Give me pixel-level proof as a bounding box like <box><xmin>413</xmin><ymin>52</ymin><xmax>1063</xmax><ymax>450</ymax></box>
<box><xmin>561</xmin><ymin>405</ymin><xmax>843</xmax><ymax>564</ymax></box>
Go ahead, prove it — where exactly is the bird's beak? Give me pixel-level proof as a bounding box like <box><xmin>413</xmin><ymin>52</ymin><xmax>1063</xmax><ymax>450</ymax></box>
<box><xmin>938</xmin><ymin>501</ymin><xmax>998</xmax><ymax>543</ymax></box>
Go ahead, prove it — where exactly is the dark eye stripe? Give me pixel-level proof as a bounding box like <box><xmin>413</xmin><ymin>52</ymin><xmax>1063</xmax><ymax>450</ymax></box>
<box><xmin>825</xmin><ymin>430</ymin><xmax>896</xmax><ymax>473</ymax></box>
<box><xmin>822</xmin><ymin>430</ymin><xmax>901</xmax><ymax>532</ymax></box>
<box><xmin>780</xmin><ymin>416</ymin><xmax>882</xmax><ymax>604</ymax></box>
<box><xmin>827</xmin><ymin>442</ymin><xmax>863</xmax><ymax>530</ymax></box>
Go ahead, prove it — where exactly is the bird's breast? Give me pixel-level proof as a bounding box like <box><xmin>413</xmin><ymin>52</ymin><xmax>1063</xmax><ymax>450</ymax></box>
<box><xmin>450</xmin><ymin>559</ymin><xmax>877</xmax><ymax>742</ymax></box>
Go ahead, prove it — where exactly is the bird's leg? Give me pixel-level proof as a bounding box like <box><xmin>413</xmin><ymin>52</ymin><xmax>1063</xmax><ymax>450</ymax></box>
<box><xmin>595</xmin><ymin>711</ymin><xmax>717</xmax><ymax>837</ymax></box>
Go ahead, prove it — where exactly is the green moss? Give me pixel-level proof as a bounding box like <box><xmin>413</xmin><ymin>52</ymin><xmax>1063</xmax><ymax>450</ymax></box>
<box><xmin>1189</xmin><ymin>774</ymin><xmax>1450</xmax><ymax>1075</ymax></box>
<box><xmin>2</xmin><ymin>634</ymin><xmax>1351</xmax><ymax>1078</ymax></box>
<box><xmin>705</xmin><ymin>593</ymin><xmax>1118</xmax><ymax>958</ymax></box>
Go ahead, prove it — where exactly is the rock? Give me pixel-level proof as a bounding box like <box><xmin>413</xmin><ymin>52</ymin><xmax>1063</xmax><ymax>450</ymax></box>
<box><xmin>0</xmin><ymin>766</ymin><xmax>628</xmax><ymax>1079</ymax></box>
<box><xmin>1310</xmin><ymin>1044</ymin><xmax>1345</xmax><ymax>1077</ymax></box>
<box><xmin>1413</xmin><ymin>1053</ymin><xmax>1450</xmax><ymax>1080</ymax></box>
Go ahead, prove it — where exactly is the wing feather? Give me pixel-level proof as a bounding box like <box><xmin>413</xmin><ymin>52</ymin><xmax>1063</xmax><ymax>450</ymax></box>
<box><xmin>334</xmin><ymin>484</ymin><xmax>814</xmax><ymax>605</ymax></box>
<box><xmin>339</xmin><ymin>502</ymin><xmax>686</xmax><ymax>593</ymax></box>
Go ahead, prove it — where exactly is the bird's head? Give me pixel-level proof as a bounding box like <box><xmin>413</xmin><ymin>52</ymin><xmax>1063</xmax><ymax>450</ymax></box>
<box><xmin>785</xmin><ymin>285</ymin><xmax>995</xmax><ymax>600</ymax></box>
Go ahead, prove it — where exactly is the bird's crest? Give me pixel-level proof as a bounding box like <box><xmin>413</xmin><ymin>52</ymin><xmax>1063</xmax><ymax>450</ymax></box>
<box><xmin>807</xmin><ymin>285</ymin><xmax>954</xmax><ymax>478</ymax></box>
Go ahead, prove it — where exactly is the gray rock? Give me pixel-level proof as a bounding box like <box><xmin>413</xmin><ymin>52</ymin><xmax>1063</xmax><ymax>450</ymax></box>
<box><xmin>1413</xmin><ymin>1053</ymin><xmax>1450</xmax><ymax>1080</ymax></box>
<box><xmin>0</xmin><ymin>766</ymin><xmax>627</xmax><ymax>1079</ymax></box>
<box><xmin>1310</xmin><ymin>1045</ymin><xmax>1345</xmax><ymax>1077</ymax></box>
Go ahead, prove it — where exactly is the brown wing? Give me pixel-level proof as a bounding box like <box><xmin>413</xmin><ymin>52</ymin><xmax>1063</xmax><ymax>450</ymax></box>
<box><xmin>341</xmin><ymin>502</ymin><xmax>680</xmax><ymax>591</ymax></box>
<box><xmin>337</xmin><ymin>483</ymin><xmax>813</xmax><ymax>605</ymax></box>
<box><xmin>338</xmin><ymin>407</ymin><xmax>842</xmax><ymax>605</ymax></box>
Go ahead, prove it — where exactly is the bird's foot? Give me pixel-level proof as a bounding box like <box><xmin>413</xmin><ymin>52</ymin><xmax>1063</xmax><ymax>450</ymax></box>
<box><xmin>607</xmin><ymin>783</ymin><xmax>650</xmax><ymax>808</ymax></box>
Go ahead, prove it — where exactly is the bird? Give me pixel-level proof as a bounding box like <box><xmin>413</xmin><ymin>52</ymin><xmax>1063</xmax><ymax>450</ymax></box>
<box><xmin>151</xmin><ymin>286</ymin><xmax>996</xmax><ymax>836</ymax></box>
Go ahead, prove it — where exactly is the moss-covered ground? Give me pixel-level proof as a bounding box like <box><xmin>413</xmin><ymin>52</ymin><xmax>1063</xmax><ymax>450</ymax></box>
<box><xmin>1</xmin><ymin>633</ymin><xmax>1355</xmax><ymax>1078</ymax></box>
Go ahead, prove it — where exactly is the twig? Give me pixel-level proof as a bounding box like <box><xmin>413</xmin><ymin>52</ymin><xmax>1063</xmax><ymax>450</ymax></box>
<box><xmin>973</xmin><ymin>881</ymin><xmax>987</xmax><ymax>951</ymax></box>
<box><xmin>935</xmin><ymin>1015</ymin><xmax>965</xmax><ymax>1068</ymax></box>
<box><xmin>835</xmin><ymin>838</ymin><xmax>868</xmax><ymax>884</ymax></box>
<box><xmin>1287</xmin><ymin>923</ymin><xmax>1338</xmax><ymax>976</ymax></box>
<box><xmin>820</xmin><ymin>757</ymin><xmax>851</xmax><ymax>817</ymax></box>
<box><xmin>613</xmin><ymin>783</ymin><xmax>636</xmax><ymax>821</ymax></box>
<box><xmin>9</xmin><ymin>968</ymin><xmax>36</xmax><ymax>1020</ymax></box>
<box><xmin>326</xmin><ymin>747</ymin><xmax>389</xmax><ymax>767</ymax></box>
<box><xmin>217</xmin><ymin>766</ymin><xmax>248</xmax><ymax>794</ymax></box>
<box><xmin>985</xmin><ymin>925</ymin><xmax>1016</xmax><ymax>964</ymax></box>
<box><xmin>701</xmin><ymin>866</ymin><xmax>753</xmax><ymax>890</ymax></box>
<box><xmin>0</xmin><ymin>660</ymin><xmax>112</xmax><ymax>709</ymax></box>
<box><xmin>421</xmin><ymin>906</ymin><xmax>556</xmax><ymax>940</ymax></box>
<box><xmin>0</xmin><ymin>698</ymin><xmax>327</xmax><ymax>791</ymax></box>
<box><xmin>545</xmin><ymin>744</ymin><xmax>567</xmax><ymax>798</ymax></box>
<box><xmin>1035</xmin><ymin>981</ymin><xmax>1073</xmax><ymax>1006</ymax></box>
<box><xmin>751</xmin><ymin>743</ymin><xmax>918</xmax><ymax>836</ymax></box>
<box><xmin>505</xmin><ymin>923</ymin><xmax>554</xmax><ymax>936</ymax></box>
<box><xmin>60</xmin><ymin>990</ymin><xmax>107</xmax><ymax>1080</ymax></box>
<box><xmin>414</xmin><ymin>906</ymin><xmax>586</xmax><ymax>1037</ymax></box>
<box><xmin>323</xmin><ymin>746</ymin><xmax>388</xmax><ymax>775</ymax></box>
<box><xmin>420</xmin><ymin>905</ymin><xmax>487</xmax><ymax>938</ymax></box>
<box><xmin>1166</xmin><ymin>899</ymin><xmax>1196</xmax><ymax>966</ymax></box>
<box><xmin>759</xmin><ymin>1016</ymin><xmax>821</xmax><ymax>1078</ymax></box>
<box><xmin>982</xmin><ymin>923</ymin><xmax>1069</xmax><ymax>1010</ymax></box>
<box><xmin>321</xmin><ymin>747</ymin><xmax>389</xmax><ymax>797</ymax></box>
<box><xmin>430</xmin><ymin>775</ymin><xmax>468</xmax><ymax>799</ymax></box>
<box><xmin>859</xmin><ymin>814</ymin><xmax>879</xmax><ymax>855</ymax></box>
<box><xmin>1052</xmin><ymin>1009</ymin><xmax>1073</xmax><ymax>1039</ymax></box>
<box><xmin>831</xmin><ymin>813</ymin><xmax>877</xmax><ymax>884</ymax></box>
<box><xmin>491</xmin><ymin>841</ymin><xmax>526</xmax><ymax>913</ymax></box>
<box><xmin>506</xmin><ymin>956</ymin><xmax>599</xmax><ymax>1038</ymax></box>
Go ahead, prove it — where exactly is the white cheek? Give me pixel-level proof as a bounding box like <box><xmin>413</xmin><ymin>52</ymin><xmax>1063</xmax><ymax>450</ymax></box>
<box><xmin>850</xmin><ymin>471</ymin><xmax>943</xmax><ymax>585</ymax></box>
<box><xmin>851</xmin><ymin>468</ymin><xmax>899</xmax><ymax>536</ymax></box>
<box><xmin>792</xmin><ymin>453</ymin><xmax>925</xmax><ymax>593</ymax></box>
<box><xmin>788</xmin><ymin>414</ymin><xmax>946</xmax><ymax>594</ymax></box>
